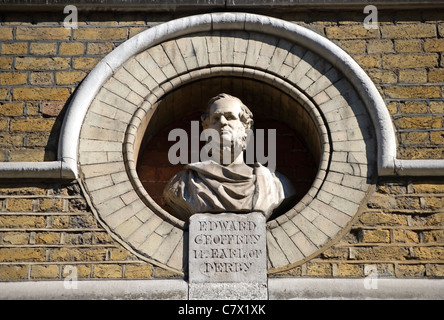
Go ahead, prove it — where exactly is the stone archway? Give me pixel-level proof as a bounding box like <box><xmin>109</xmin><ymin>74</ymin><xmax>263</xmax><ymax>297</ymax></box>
<box><xmin>63</xmin><ymin>13</ymin><xmax>392</xmax><ymax>274</ymax></box>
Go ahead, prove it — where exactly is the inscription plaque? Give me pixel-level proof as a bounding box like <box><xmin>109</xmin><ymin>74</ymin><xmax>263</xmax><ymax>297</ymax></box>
<box><xmin>188</xmin><ymin>212</ymin><xmax>267</xmax><ymax>299</ymax></box>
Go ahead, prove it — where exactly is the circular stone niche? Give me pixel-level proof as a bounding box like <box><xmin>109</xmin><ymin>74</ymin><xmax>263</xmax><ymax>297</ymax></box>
<box><xmin>135</xmin><ymin>76</ymin><xmax>326</xmax><ymax>224</ymax></box>
<box><xmin>78</xmin><ymin>16</ymin><xmax>378</xmax><ymax>273</ymax></box>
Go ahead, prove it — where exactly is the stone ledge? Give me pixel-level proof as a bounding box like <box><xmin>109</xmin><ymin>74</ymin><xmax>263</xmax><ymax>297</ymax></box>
<box><xmin>268</xmin><ymin>277</ymin><xmax>444</xmax><ymax>300</ymax></box>
<box><xmin>1</xmin><ymin>278</ymin><xmax>443</xmax><ymax>300</ymax></box>
<box><xmin>1</xmin><ymin>0</ymin><xmax>444</xmax><ymax>12</ymax></box>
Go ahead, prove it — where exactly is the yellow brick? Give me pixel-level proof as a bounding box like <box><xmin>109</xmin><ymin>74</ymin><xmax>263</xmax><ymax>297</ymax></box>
<box><xmin>306</xmin><ymin>262</ymin><xmax>332</xmax><ymax>276</ymax></box>
<box><xmin>109</xmin><ymin>248</ymin><xmax>134</xmax><ymax>261</ymax></box>
<box><xmin>0</xmin><ymin>215</ymin><xmax>45</xmax><ymax>228</ymax></box>
<box><xmin>0</xmin><ymin>186</ymin><xmax>46</xmax><ymax>195</ymax></box>
<box><xmin>94</xmin><ymin>232</ymin><xmax>113</xmax><ymax>244</ymax></box>
<box><xmin>360</xmin><ymin>229</ymin><xmax>390</xmax><ymax>243</ymax></box>
<box><xmin>73</xmin><ymin>28</ymin><xmax>127</xmax><ymax>41</ymax></box>
<box><xmin>354</xmin><ymin>247</ymin><xmax>409</xmax><ymax>260</ymax></box>
<box><xmin>0</xmin><ymin>102</ymin><xmax>23</xmax><ymax>116</ymax></box>
<box><xmin>87</xmin><ymin>42</ymin><xmax>115</xmax><ymax>55</ymax></box>
<box><xmin>16</xmin><ymin>27</ymin><xmax>71</xmax><ymax>40</ymax></box>
<box><xmin>422</xmin><ymin>196</ymin><xmax>444</xmax><ymax>209</ymax></box>
<box><xmin>124</xmin><ymin>264</ymin><xmax>153</xmax><ymax>279</ymax></box>
<box><xmin>49</xmin><ymin>248</ymin><xmax>107</xmax><ymax>261</ymax></box>
<box><xmin>26</xmin><ymin>102</ymin><xmax>40</xmax><ymax>116</ymax></box>
<box><xmin>396</xmin><ymin>264</ymin><xmax>425</xmax><ymax>277</ymax></box>
<box><xmin>413</xmin><ymin>183</ymin><xmax>444</xmax><ymax>193</ymax></box>
<box><xmin>1</xmin><ymin>42</ymin><xmax>28</xmax><ymax>55</ymax></box>
<box><xmin>399</xmin><ymin>69</ymin><xmax>427</xmax><ymax>83</ymax></box>
<box><xmin>39</xmin><ymin>198</ymin><xmax>63</xmax><ymax>211</ymax></box>
<box><xmin>353</xmin><ymin>55</ymin><xmax>380</xmax><ymax>68</ymax></box>
<box><xmin>336</xmin><ymin>40</ymin><xmax>366</xmax><ymax>54</ymax></box>
<box><xmin>0</xmin><ymin>57</ymin><xmax>13</xmax><ymax>69</ymax></box>
<box><xmin>399</xmin><ymin>132</ymin><xmax>429</xmax><ymax>145</ymax></box>
<box><xmin>367</xmin><ymin>40</ymin><xmax>394</xmax><ymax>54</ymax></box>
<box><xmin>0</xmin><ymin>248</ymin><xmax>45</xmax><ymax>262</ymax></box>
<box><xmin>61</xmin><ymin>264</ymin><xmax>91</xmax><ymax>278</ymax></box>
<box><xmin>399</xmin><ymin>147</ymin><xmax>444</xmax><ymax>159</ymax></box>
<box><xmin>30</xmin><ymin>265</ymin><xmax>59</xmax><ymax>279</ymax></box>
<box><xmin>393</xmin><ymin>230</ymin><xmax>419</xmax><ymax>243</ymax></box>
<box><xmin>368</xmin><ymin>70</ymin><xmax>397</xmax><ymax>84</ymax></box>
<box><xmin>428</xmin><ymin>264</ymin><xmax>444</xmax><ymax>277</ymax></box>
<box><xmin>153</xmin><ymin>266</ymin><xmax>181</xmax><ymax>278</ymax></box>
<box><xmin>424</xmin><ymin>39</ymin><xmax>444</xmax><ymax>52</ymax></box>
<box><xmin>430</xmin><ymin>101</ymin><xmax>444</xmax><ymax>113</ymax></box>
<box><xmin>35</xmin><ymin>232</ymin><xmax>60</xmax><ymax>244</ymax></box>
<box><xmin>413</xmin><ymin>247</ymin><xmax>444</xmax><ymax>260</ymax></box>
<box><xmin>381</xmin><ymin>24</ymin><xmax>436</xmax><ymax>39</ymax></box>
<box><xmin>10</xmin><ymin>118</ymin><xmax>56</xmax><ymax>132</ymax></box>
<box><xmin>30</xmin><ymin>72</ymin><xmax>54</xmax><ymax>86</ymax></box>
<box><xmin>431</xmin><ymin>131</ymin><xmax>444</xmax><ymax>144</ymax></box>
<box><xmin>396</xmin><ymin>116</ymin><xmax>442</xmax><ymax>130</ymax></box>
<box><xmin>386</xmin><ymin>102</ymin><xmax>399</xmax><ymax>114</ymax></box>
<box><xmin>72</xmin><ymin>57</ymin><xmax>101</xmax><ymax>70</ymax></box>
<box><xmin>0</xmin><ymin>72</ymin><xmax>28</xmax><ymax>85</ymax></box>
<box><xmin>13</xmin><ymin>87</ymin><xmax>70</xmax><ymax>100</ymax></box>
<box><xmin>336</xmin><ymin>264</ymin><xmax>362</xmax><ymax>277</ymax></box>
<box><xmin>129</xmin><ymin>27</ymin><xmax>149</xmax><ymax>38</ymax></box>
<box><xmin>6</xmin><ymin>198</ymin><xmax>34</xmax><ymax>211</ymax></box>
<box><xmin>64</xmin><ymin>232</ymin><xmax>93</xmax><ymax>245</ymax></box>
<box><xmin>51</xmin><ymin>216</ymin><xmax>70</xmax><ymax>228</ymax></box>
<box><xmin>15</xmin><ymin>57</ymin><xmax>70</xmax><ymax>71</ymax></box>
<box><xmin>0</xmin><ymin>27</ymin><xmax>13</xmax><ymax>40</ymax></box>
<box><xmin>385</xmin><ymin>85</ymin><xmax>441</xmax><ymax>99</ymax></box>
<box><xmin>29</xmin><ymin>42</ymin><xmax>58</xmax><ymax>55</ymax></box>
<box><xmin>394</xmin><ymin>40</ymin><xmax>422</xmax><ymax>53</ymax></box>
<box><xmin>399</xmin><ymin>101</ymin><xmax>428</xmax><ymax>114</ymax></box>
<box><xmin>382</xmin><ymin>54</ymin><xmax>438</xmax><ymax>69</ymax></box>
<box><xmin>0</xmin><ymin>265</ymin><xmax>28</xmax><ymax>280</ymax></box>
<box><xmin>2</xmin><ymin>232</ymin><xmax>29</xmax><ymax>245</ymax></box>
<box><xmin>93</xmin><ymin>264</ymin><xmax>122</xmax><ymax>278</ymax></box>
<box><xmin>423</xmin><ymin>230</ymin><xmax>444</xmax><ymax>242</ymax></box>
<box><xmin>55</xmin><ymin>71</ymin><xmax>87</xmax><ymax>85</ymax></box>
<box><xmin>0</xmin><ymin>134</ymin><xmax>24</xmax><ymax>147</ymax></box>
<box><xmin>26</xmin><ymin>133</ymin><xmax>50</xmax><ymax>147</ymax></box>
<box><xmin>59</xmin><ymin>42</ymin><xmax>85</xmax><ymax>55</ymax></box>
<box><xmin>9</xmin><ymin>149</ymin><xmax>48</xmax><ymax>161</ymax></box>
<box><xmin>0</xmin><ymin>119</ymin><xmax>8</xmax><ymax>131</ymax></box>
<box><xmin>428</xmin><ymin>69</ymin><xmax>444</xmax><ymax>82</ymax></box>
<box><xmin>325</xmin><ymin>25</ymin><xmax>378</xmax><ymax>40</ymax></box>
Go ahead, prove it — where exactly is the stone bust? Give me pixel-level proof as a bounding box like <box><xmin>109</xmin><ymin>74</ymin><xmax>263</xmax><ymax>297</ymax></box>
<box><xmin>163</xmin><ymin>93</ymin><xmax>296</xmax><ymax>221</ymax></box>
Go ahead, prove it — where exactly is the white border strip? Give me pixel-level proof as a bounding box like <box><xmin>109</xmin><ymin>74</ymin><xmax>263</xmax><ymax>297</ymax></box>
<box><xmin>0</xmin><ymin>12</ymin><xmax>443</xmax><ymax>178</ymax></box>
<box><xmin>268</xmin><ymin>278</ymin><xmax>444</xmax><ymax>300</ymax></box>
<box><xmin>0</xmin><ymin>279</ymin><xmax>188</xmax><ymax>300</ymax></box>
<box><xmin>1</xmin><ymin>278</ymin><xmax>442</xmax><ymax>300</ymax></box>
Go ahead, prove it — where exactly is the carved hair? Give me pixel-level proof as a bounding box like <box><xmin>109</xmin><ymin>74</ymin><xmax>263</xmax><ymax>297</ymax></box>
<box><xmin>201</xmin><ymin>93</ymin><xmax>254</xmax><ymax>130</ymax></box>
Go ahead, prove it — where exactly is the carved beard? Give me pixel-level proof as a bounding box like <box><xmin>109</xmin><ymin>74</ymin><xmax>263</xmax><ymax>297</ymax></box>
<box><xmin>207</xmin><ymin>127</ymin><xmax>247</xmax><ymax>165</ymax></box>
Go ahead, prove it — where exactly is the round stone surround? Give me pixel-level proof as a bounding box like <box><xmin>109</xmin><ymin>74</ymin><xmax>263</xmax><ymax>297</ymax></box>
<box><xmin>77</xmin><ymin>13</ymin><xmax>378</xmax><ymax>274</ymax></box>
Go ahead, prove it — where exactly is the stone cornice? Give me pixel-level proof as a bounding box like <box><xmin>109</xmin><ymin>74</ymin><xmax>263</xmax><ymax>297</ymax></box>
<box><xmin>1</xmin><ymin>0</ymin><xmax>444</xmax><ymax>12</ymax></box>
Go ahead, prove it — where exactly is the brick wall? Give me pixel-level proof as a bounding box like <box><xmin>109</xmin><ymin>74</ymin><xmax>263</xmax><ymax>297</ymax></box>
<box><xmin>0</xmin><ymin>181</ymin><xmax>179</xmax><ymax>280</ymax></box>
<box><xmin>0</xmin><ymin>8</ymin><xmax>443</xmax><ymax>280</ymax></box>
<box><xmin>274</xmin><ymin>179</ymin><xmax>444</xmax><ymax>277</ymax></box>
<box><xmin>323</xmin><ymin>19</ymin><xmax>444</xmax><ymax>160</ymax></box>
<box><xmin>1</xmin><ymin>10</ymin><xmax>443</xmax><ymax>162</ymax></box>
